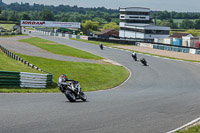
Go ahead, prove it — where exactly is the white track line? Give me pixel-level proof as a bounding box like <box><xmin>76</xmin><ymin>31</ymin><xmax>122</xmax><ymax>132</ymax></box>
<box><xmin>166</xmin><ymin>117</ymin><xmax>200</xmax><ymax>133</ymax></box>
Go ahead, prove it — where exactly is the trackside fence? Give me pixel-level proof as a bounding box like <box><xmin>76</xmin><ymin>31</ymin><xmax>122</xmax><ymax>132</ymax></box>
<box><xmin>35</xmin><ymin>29</ymin><xmax>200</xmax><ymax>55</ymax></box>
<box><xmin>0</xmin><ymin>71</ymin><xmax>52</xmax><ymax>88</ymax></box>
<box><xmin>0</xmin><ymin>45</ymin><xmax>49</xmax><ymax>73</ymax></box>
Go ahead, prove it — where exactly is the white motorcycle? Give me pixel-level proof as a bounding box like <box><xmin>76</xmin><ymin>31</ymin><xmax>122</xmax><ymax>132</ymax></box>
<box><xmin>58</xmin><ymin>76</ymin><xmax>87</xmax><ymax>102</ymax></box>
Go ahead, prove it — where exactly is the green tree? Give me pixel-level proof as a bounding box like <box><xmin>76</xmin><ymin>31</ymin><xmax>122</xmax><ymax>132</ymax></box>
<box><xmin>180</xmin><ymin>20</ymin><xmax>194</xmax><ymax>29</ymax></box>
<box><xmin>111</xmin><ymin>18</ymin><xmax>120</xmax><ymax>24</ymax></box>
<box><xmin>29</xmin><ymin>11</ymin><xmax>40</xmax><ymax>20</ymax></box>
<box><xmin>21</xmin><ymin>13</ymin><xmax>31</xmax><ymax>20</ymax></box>
<box><xmin>39</xmin><ymin>9</ymin><xmax>55</xmax><ymax>21</ymax></box>
<box><xmin>0</xmin><ymin>15</ymin><xmax>7</xmax><ymax>21</ymax></box>
<box><xmin>82</xmin><ymin>20</ymin><xmax>99</xmax><ymax>31</ymax></box>
<box><xmin>8</xmin><ymin>11</ymin><xmax>18</xmax><ymax>21</ymax></box>
<box><xmin>194</xmin><ymin>19</ymin><xmax>200</xmax><ymax>29</ymax></box>
<box><xmin>92</xmin><ymin>17</ymin><xmax>107</xmax><ymax>24</ymax></box>
<box><xmin>157</xmin><ymin>19</ymin><xmax>178</xmax><ymax>29</ymax></box>
<box><xmin>102</xmin><ymin>22</ymin><xmax>119</xmax><ymax>31</ymax></box>
<box><xmin>186</xmin><ymin>29</ymin><xmax>200</xmax><ymax>37</ymax></box>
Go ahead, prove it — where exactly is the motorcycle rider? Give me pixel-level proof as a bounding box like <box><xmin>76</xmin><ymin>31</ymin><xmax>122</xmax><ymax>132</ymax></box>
<box><xmin>140</xmin><ymin>58</ymin><xmax>147</xmax><ymax>66</ymax></box>
<box><xmin>99</xmin><ymin>43</ymin><xmax>103</xmax><ymax>50</ymax></box>
<box><xmin>58</xmin><ymin>74</ymin><xmax>81</xmax><ymax>94</ymax></box>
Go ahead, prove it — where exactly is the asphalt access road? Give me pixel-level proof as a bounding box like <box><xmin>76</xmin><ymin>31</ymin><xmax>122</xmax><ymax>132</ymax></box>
<box><xmin>0</xmin><ymin>32</ymin><xmax>200</xmax><ymax>133</ymax></box>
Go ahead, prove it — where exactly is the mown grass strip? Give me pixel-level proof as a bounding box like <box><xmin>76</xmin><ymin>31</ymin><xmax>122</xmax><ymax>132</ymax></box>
<box><xmin>19</xmin><ymin>37</ymin><xmax>103</xmax><ymax>60</ymax></box>
<box><xmin>17</xmin><ymin>53</ymin><xmax>129</xmax><ymax>91</ymax></box>
<box><xmin>0</xmin><ymin>52</ymin><xmax>129</xmax><ymax>93</ymax></box>
<box><xmin>0</xmin><ymin>24</ymin><xmax>15</xmax><ymax>30</ymax></box>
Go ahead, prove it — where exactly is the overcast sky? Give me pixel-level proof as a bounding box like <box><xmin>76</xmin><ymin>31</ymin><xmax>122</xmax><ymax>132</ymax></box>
<box><xmin>3</xmin><ymin>0</ymin><xmax>200</xmax><ymax>12</ymax></box>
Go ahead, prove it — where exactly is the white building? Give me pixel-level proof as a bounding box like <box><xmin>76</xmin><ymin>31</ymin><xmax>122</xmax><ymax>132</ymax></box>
<box><xmin>119</xmin><ymin>7</ymin><xmax>170</xmax><ymax>40</ymax></box>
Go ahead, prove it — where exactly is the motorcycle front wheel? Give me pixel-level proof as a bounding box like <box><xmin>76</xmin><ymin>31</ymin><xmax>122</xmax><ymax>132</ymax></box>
<box><xmin>80</xmin><ymin>92</ymin><xmax>87</xmax><ymax>102</ymax></box>
<box><xmin>65</xmin><ymin>90</ymin><xmax>76</xmax><ymax>102</ymax></box>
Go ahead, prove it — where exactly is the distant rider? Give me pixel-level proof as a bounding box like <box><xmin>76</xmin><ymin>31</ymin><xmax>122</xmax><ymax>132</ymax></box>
<box><xmin>131</xmin><ymin>52</ymin><xmax>137</xmax><ymax>61</ymax></box>
<box><xmin>99</xmin><ymin>43</ymin><xmax>103</xmax><ymax>50</ymax></box>
<box><xmin>140</xmin><ymin>58</ymin><xmax>147</xmax><ymax>66</ymax></box>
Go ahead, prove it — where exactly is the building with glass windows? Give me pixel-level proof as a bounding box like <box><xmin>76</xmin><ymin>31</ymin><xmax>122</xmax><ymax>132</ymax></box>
<box><xmin>119</xmin><ymin>7</ymin><xmax>170</xmax><ymax>40</ymax></box>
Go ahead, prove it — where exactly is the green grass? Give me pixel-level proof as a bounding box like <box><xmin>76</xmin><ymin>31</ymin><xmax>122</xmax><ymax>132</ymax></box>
<box><xmin>0</xmin><ymin>51</ymin><xmax>45</xmax><ymax>73</ymax></box>
<box><xmin>0</xmin><ymin>52</ymin><xmax>129</xmax><ymax>93</ymax></box>
<box><xmin>0</xmin><ymin>24</ymin><xmax>15</xmax><ymax>30</ymax></box>
<box><xmin>176</xmin><ymin>125</ymin><xmax>200</xmax><ymax>133</ymax></box>
<box><xmin>19</xmin><ymin>37</ymin><xmax>103</xmax><ymax>60</ymax></box>
<box><xmin>25</xmin><ymin>27</ymin><xmax>34</xmax><ymax>30</ymax></box>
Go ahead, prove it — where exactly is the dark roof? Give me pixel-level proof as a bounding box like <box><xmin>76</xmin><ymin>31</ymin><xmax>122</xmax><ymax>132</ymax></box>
<box><xmin>120</xmin><ymin>7</ymin><xmax>150</xmax><ymax>10</ymax></box>
<box><xmin>169</xmin><ymin>32</ymin><xmax>192</xmax><ymax>38</ymax></box>
<box><xmin>98</xmin><ymin>28</ymin><xmax>118</xmax><ymax>35</ymax></box>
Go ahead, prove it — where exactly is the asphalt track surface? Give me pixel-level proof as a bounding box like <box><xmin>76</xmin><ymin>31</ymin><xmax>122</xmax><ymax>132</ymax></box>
<box><xmin>1</xmin><ymin>32</ymin><xmax>200</xmax><ymax>133</ymax></box>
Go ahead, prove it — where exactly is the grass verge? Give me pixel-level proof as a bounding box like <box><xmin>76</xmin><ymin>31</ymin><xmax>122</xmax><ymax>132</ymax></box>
<box><xmin>176</xmin><ymin>125</ymin><xmax>200</xmax><ymax>133</ymax></box>
<box><xmin>0</xmin><ymin>52</ymin><xmax>129</xmax><ymax>93</ymax></box>
<box><xmin>19</xmin><ymin>37</ymin><xmax>103</xmax><ymax>60</ymax></box>
<box><xmin>0</xmin><ymin>24</ymin><xmax>15</xmax><ymax>30</ymax></box>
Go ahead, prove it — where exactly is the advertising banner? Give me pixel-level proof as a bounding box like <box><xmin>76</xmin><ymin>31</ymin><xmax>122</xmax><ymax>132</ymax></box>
<box><xmin>21</xmin><ymin>20</ymin><xmax>80</xmax><ymax>28</ymax></box>
<box><xmin>80</xmin><ymin>36</ymin><xmax>89</xmax><ymax>40</ymax></box>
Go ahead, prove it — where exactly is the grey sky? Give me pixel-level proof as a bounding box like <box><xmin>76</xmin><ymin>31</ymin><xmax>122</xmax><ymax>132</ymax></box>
<box><xmin>3</xmin><ymin>0</ymin><xmax>200</xmax><ymax>12</ymax></box>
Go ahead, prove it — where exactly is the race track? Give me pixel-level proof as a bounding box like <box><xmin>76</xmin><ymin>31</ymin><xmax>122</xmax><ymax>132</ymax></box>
<box><xmin>0</xmin><ymin>32</ymin><xmax>200</xmax><ymax>133</ymax></box>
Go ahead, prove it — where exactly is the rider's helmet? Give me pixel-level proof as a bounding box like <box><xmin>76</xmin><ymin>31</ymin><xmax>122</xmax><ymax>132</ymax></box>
<box><xmin>60</xmin><ymin>74</ymin><xmax>68</xmax><ymax>82</ymax></box>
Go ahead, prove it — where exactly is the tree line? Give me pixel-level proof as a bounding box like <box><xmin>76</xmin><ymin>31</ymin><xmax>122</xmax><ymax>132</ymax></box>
<box><xmin>1</xmin><ymin>2</ymin><xmax>200</xmax><ymax>30</ymax></box>
<box><xmin>156</xmin><ymin>19</ymin><xmax>200</xmax><ymax>29</ymax></box>
<box><xmin>152</xmin><ymin>10</ymin><xmax>200</xmax><ymax>20</ymax></box>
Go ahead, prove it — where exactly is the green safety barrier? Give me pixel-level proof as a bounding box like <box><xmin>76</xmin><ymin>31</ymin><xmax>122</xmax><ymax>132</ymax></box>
<box><xmin>0</xmin><ymin>71</ymin><xmax>53</xmax><ymax>88</ymax></box>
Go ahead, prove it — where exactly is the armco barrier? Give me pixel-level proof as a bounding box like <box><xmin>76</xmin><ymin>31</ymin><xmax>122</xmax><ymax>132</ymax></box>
<box><xmin>0</xmin><ymin>45</ymin><xmax>49</xmax><ymax>73</ymax></box>
<box><xmin>196</xmin><ymin>50</ymin><xmax>200</xmax><ymax>54</ymax></box>
<box><xmin>0</xmin><ymin>71</ymin><xmax>52</xmax><ymax>88</ymax></box>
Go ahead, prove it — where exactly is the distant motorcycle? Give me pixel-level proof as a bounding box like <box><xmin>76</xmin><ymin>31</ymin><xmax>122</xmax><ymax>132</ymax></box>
<box><xmin>140</xmin><ymin>58</ymin><xmax>147</xmax><ymax>66</ymax></box>
<box><xmin>99</xmin><ymin>43</ymin><xmax>104</xmax><ymax>50</ymax></box>
<box><xmin>58</xmin><ymin>74</ymin><xmax>87</xmax><ymax>102</ymax></box>
<box><xmin>131</xmin><ymin>52</ymin><xmax>137</xmax><ymax>61</ymax></box>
